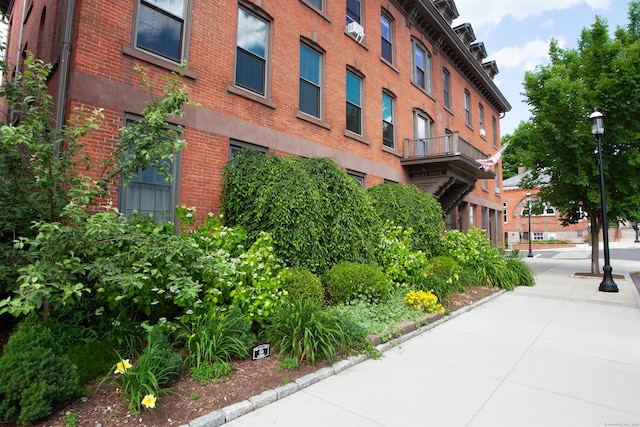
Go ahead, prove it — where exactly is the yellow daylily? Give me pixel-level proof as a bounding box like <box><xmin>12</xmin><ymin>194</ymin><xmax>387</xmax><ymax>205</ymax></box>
<box><xmin>114</xmin><ymin>359</ymin><xmax>133</xmax><ymax>374</ymax></box>
<box><xmin>142</xmin><ymin>394</ymin><xmax>157</xmax><ymax>409</ymax></box>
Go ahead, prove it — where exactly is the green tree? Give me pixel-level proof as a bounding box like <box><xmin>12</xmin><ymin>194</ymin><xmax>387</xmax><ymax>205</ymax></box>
<box><xmin>512</xmin><ymin>3</ymin><xmax>640</xmax><ymax>273</ymax></box>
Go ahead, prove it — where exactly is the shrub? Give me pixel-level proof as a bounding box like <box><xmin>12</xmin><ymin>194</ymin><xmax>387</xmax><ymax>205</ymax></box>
<box><xmin>439</xmin><ymin>228</ymin><xmax>535</xmax><ymax>290</ymax></box>
<box><xmin>281</xmin><ymin>267</ymin><xmax>325</xmax><ymax>304</ymax></box>
<box><xmin>66</xmin><ymin>340</ymin><xmax>120</xmax><ymax>386</ymax></box>
<box><xmin>323</xmin><ymin>262</ymin><xmax>391</xmax><ymax>304</ymax></box>
<box><xmin>221</xmin><ymin>152</ymin><xmax>382</xmax><ymax>274</ymax></box>
<box><xmin>183</xmin><ymin>306</ymin><xmax>256</xmax><ymax>368</ymax></box>
<box><xmin>0</xmin><ymin>315</ymin><xmax>81</xmax><ymax>425</ymax></box>
<box><xmin>367</xmin><ymin>183</ymin><xmax>443</xmax><ymax>257</ymax></box>
<box><xmin>376</xmin><ymin>223</ymin><xmax>428</xmax><ymax>288</ymax></box>
<box><xmin>265</xmin><ymin>299</ymin><xmax>348</xmax><ymax>365</ymax></box>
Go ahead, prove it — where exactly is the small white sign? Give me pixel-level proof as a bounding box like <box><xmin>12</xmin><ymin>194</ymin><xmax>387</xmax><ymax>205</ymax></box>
<box><xmin>252</xmin><ymin>344</ymin><xmax>270</xmax><ymax>360</ymax></box>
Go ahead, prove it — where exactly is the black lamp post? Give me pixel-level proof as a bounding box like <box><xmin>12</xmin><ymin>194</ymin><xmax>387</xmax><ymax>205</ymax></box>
<box><xmin>526</xmin><ymin>192</ymin><xmax>533</xmax><ymax>257</ymax></box>
<box><xmin>634</xmin><ymin>222</ymin><xmax>640</xmax><ymax>243</ymax></box>
<box><xmin>589</xmin><ymin>109</ymin><xmax>618</xmax><ymax>293</ymax></box>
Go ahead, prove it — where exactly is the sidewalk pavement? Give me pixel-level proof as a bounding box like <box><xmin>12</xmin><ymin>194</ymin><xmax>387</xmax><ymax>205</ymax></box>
<box><xmin>191</xmin><ymin>234</ymin><xmax>640</xmax><ymax>427</ymax></box>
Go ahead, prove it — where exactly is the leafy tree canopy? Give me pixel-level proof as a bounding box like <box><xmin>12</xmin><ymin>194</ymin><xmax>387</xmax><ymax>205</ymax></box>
<box><xmin>507</xmin><ymin>2</ymin><xmax>640</xmax><ymax>271</ymax></box>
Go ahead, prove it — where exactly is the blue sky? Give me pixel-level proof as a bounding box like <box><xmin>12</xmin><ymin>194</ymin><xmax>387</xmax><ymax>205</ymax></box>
<box><xmin>452</xmin><ymin>0</ymin><xmax>631</xmax><ymax>136</ymax></box>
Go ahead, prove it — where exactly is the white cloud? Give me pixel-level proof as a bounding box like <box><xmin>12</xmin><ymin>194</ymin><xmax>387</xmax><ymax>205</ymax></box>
<box><xmin>453</xmin><ymin>0</ymin><xmax>611</xmax><ymax>29</ymax></box>
<box><xmin>488</xmin><ymin>37</ymin><xmax>567</xmax><ymax>71</ymax></box>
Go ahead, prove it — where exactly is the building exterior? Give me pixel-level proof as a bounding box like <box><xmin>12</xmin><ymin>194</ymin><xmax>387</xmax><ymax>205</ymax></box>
<box><xmin>1</xmin><ymin>0</ymin><xmax>510</xmax><ymax>242</ymax></box>
<box><xmin>502</xmin><ymin>170</ymin><xmax>589</xmax><ymax>248</ymax></box>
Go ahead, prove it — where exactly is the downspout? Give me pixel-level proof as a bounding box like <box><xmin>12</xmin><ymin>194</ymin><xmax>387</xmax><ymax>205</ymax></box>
<box><xmin>54</xmin><ymin>0</ymin><xmax>76</xmax><ymax>133</ymax></box>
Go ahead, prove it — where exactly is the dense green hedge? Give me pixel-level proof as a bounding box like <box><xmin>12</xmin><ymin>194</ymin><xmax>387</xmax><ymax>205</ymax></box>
<box><xmin>367</xmin><ymin>183</ymin><xmax>443</xmax><ymax>257</ymax></box>
<box><xmin>221</xmin><ymin>151</ymin><xmax>382</xmax><ymax>274</ymax></box>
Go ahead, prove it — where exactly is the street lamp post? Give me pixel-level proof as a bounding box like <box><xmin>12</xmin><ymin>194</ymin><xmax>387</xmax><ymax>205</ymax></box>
<box><xmin>526</xmin><ymin>192</ymin><xmax>533</xmax><ymax>258</ymax></box>
<box><xmin>634</xmin><ymin>222</ymin><xmax>640</xmax><ymax>243</ymax></box>
<box><xmin>589</xmin><ymin>109</ymin><xmax>618</xmax><ymax>293</ymax></box>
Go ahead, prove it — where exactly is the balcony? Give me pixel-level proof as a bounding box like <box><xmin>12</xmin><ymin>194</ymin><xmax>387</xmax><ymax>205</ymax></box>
<box><xmin>401</xmin><ymin>132</ymin><xmax>496</xmax><ymax>214</ymax></box>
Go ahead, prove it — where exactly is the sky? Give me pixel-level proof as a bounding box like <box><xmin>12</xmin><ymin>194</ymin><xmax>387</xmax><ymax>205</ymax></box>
<box><xmin>452</xmin><ymin>0</ymin><xmax>631</xmax><ymax>136</ymax></box>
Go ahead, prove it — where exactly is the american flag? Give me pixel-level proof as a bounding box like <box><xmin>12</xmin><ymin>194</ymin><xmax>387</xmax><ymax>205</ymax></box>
<box><xmin>477</xmin><ymin>143</ymin><xmax>509</xmax><ymax>173</ymax></box>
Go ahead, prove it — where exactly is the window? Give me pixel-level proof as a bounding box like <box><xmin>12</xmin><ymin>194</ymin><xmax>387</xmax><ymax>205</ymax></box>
<box><xmin>299</xmin><ymin>43</ymin><xmax>323</xmax><ymax>119</ymax></box>
<box><xmin>307</xmin><ymin>0</ymin><xmax>323</xmax><ymax>10</ymax></box>
<box><xmin>235</xmin><ymin>6</ymin><xmax>270</xmax><ymax>96</ymax></box>
<box><xmin>478</xmin><ymin>104</ymin><xmax>485</xmax><ymax>134</ymax></box>
<box><xmin>442</xmin><ymin>69</ymin><xmax>451</xmax><ymax>109</ymax></box>
<box><xmin>135</xmin><ymin>0</ymin><xmax>187</xmax><ymax>62</ymax></box>
<box><xmin>229</xmin><ymin>139</ymin><xmax>268</xmax><ymax>158</ymax></box>
<box><xmin>413</xmin><ymin>110</ymin><xmax>433</xmax><ymax>156</ymax></box>
<box><xmin>481</xmin><ymin>207</ymin><xmax>487</xmax><ymax>230</ymax></box>
<box><xmin>346</xmin><ymin>0</ymin><xmax>361</xmax><ymax>25</ymax></box>
<box><xmin>412</xmin><ymin>41</ymin><xmax>431</xmax><ymax>93</ymax></box>
<box><xmin>492</xmin><ymin>116</ymin><xmax>498</xmax><ymax>147</ymax></box>
<box><xmin>533</xmin><ymin>232</ymin><xmax>544</xmax><ymax>241</ymax></box>
<box><xmin>470</xmin><ymin>204</ymin><xmax>476</xmax><ymax>227</ymax></box>
<box><xmin>481</xmin><ymin>179</ymin><xmax>487</xmax><ymax>191</ymax></box>
<box><xmin>464</xmin><ymin>90</ymin><xmax>471</xmax><ymax>125</ymax></box>
<box><xmin>503</xmin><ymin>202</ymin><xmax>508</xmax><ymax>223</ymax></box>
<box><xmin>381</xmin><ymin>12</ymin><xmax>393</xmax><ymax>63</ymax></box>
<box><xmin>346</xmin><ymin>70</ymin><xmax>363</xmax><ymax>135</ymax></box>
<box><xmin>382</xmin><ymin>91</ymin><xmax>395</xmax><ymax>149</ymax></box>
<box><xmin>347</xmin><ymin>170</ymin><xmax>365</xmax><ymax>188</ymax></box>
<box><xmin>120</xmin><ymin>119</ymin><xmax>180</xmax><ymax>223</ymax></box>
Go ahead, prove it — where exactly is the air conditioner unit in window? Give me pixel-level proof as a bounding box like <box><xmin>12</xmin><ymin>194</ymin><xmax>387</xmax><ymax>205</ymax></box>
<box><xmin>347</xmin><ymin>21</ymin><xmax>365</xmax><ymax>43</ymax></box>
<box><xmin>479</xmin><ymin>128</ymin><xmax>486</xmax><ymax>137</ymax></box>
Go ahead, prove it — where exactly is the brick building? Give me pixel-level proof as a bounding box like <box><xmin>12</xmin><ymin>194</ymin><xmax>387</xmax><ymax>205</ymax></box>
<box><xmin>1</xmin><ymin>0</ymin><xmax>510</xmax><ymax>242</ymax></box>
<box><xmin>502</xmin><ymin>170</ymin><xmax>589</xmax><ymax>248</ymax></box>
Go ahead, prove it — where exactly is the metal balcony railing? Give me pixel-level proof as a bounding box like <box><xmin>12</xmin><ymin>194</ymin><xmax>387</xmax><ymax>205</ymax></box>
<box><xmin>403</xmin><ymin>132</ymin><xmax>487</xmax><ymax>160</ymax></box>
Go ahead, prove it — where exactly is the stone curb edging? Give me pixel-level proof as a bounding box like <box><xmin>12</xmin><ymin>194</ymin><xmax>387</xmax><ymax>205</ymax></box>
<box><xmin>182</xmin><ymin>290</ymin><xmax>505</xmax><ymax>427</ymax></box>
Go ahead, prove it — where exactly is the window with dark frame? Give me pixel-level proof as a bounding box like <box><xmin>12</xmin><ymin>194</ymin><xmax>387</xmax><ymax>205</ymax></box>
<box><xmin>442</xmin><ymin>68</ymin><xmax>451</xmax><ymax>109</ymax></box>
<box><xmin>346</xmin><ymin>0</ymin><xmax>361</xmax><ymax>25</ymax></box>
<box><xmin>346</xmin><ymin>70</ymin><xmax>363</xmax><ymax>135</ymax></box>
<box><xmin>412</xmin><ymin>41</ymin><xmax>431</xmax><ymax>93</ymax></box>
<box><xmin>464</xmin><ymin>90</ymin><xmax>471</xmax><ymax>125</ymax></box>
<box><xmin>347</xmin><ymin>170</ymin><xmax>365</xmax><ymax>188</ymax></box>
<box><xmin>382</xmin><ymin>91</ymin><xmax>395</xmax><ymax>149</ymax></box>
<box><xmin>479</xmin><ymin>103</ymin><xmax>484</xmax><ymax>133</ymax></box>
<box><xmin>381</xmin><ymin>12</ymin><xmax>393</xmax><ymax>63</ymax></box>
<box><xmin>135</xmin><ymin>0</ymin><xmax>186</xmax><ymax>62</ymax></box>
<box><xmin>235</xmin><ymin>6</ymin><xmax>269</xmax><ymax>96</ymax></box>
<box><xmin>299</xmin><ymin>43</ymin><xmax>322</xmax><ymax>119</ymax></box>
<box><xmin>120</xmin><ymin>118</ymin><xmax>180</xmax><ymax>224</ymax></box>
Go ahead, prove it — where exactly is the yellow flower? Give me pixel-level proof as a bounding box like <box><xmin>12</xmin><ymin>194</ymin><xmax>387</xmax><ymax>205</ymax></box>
<box><xmin>114</xmin><ymin>359</ymin><xmax>133</xmax><ymax>374</ymax></box>
<box><xmin>142</xmin><ymin>394</ymin><xmax>157</xmax><ymax>409</ymax></box>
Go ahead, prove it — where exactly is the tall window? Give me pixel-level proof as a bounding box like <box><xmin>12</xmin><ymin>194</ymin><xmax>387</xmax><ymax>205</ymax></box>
<box><xmin>382</xmin><ymin>91</ymin><xmax>395</xmax><ymax>149</ymax></box>
<box><xmin>464</xmin><ymin>90</ymin><xmax>471</xmax><ymax>125</ymax></box>
<box><xmin>135</xmin><ymin>0</ymin><xmax>187</xmax><ymax>62</ymax></box>
<box><xmin>413</xmin><ymin>110</ymin><xmax>433</xmax><ymax>156</ymax></box>
<box><xmin>381</xmin><ymin>13</ymin><xmax>393</xmax><ymax>63</ymax></box>
<box><xmin>503</xmin><ymin>202</ymin><xmax>508</xmax><ymax>223</ymax></box>
<box><xmin>470</xmin><ymin>204</ymin><xmax>476</xmax><ymax>227</ymax></box>
<box><xmin>442</xmin><ymin>69</ymin><xmax>451</xmax><ymax>109</ymax></box>
<box><xmin>299</xmin><ymin>43</ymin><xmax>323</xmax><ymax>119</ymax></box>
<box><xmin>235</xmin><ymin>6</ymin><xmax>269</xmax><ymax>96</ymax></box>
<box><xmin>412</xmin><ymin>41</ymin><xmax>431</xmax><ymax>93</ymax></box>
<box><xmin>478</xmin><ymin>104</ymin><xmax>485</xmax><ymax>133</ymax></box>
<box><xmin>346</xmin><ymin>0</ymin><xmax>361</xmax><ymax>25</ymax></box>
<box><xmin>492</xmin><ymin>116</ymin><xmax>498</xmax><ymax>147</ymax></box>
<box><xmin>120</xmin><ymin>119</ymin><xmax>180</xmax><ymax>223</ymax></box>
<box><xmin>346</xmin><ymin>70</ymin><xmax>363</xmax><ymax>135</ymax></box>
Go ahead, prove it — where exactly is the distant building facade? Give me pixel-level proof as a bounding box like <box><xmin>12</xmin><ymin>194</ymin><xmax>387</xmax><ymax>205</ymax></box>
<box><xmin>1</xmin><ymin>0</ymin><xmax>510</xmax><ymax>241</ymax></box>
<box><xmin>502</xmin><ymin>170</ymin><xmax>589</xmax><ymax>247</ymax></box>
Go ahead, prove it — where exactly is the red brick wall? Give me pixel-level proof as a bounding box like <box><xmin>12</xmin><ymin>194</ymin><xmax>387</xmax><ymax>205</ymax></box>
<box><xmin>4</xmin><ymin>0</ymin><xmax>506</xmax><ymax>220</ymax></box>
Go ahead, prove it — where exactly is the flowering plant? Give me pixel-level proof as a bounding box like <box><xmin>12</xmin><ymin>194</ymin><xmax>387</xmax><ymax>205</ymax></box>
<box><xmin>403</xmin><ymin>290</ymin><xmax>445</xmax><ymax>314</ymax></box>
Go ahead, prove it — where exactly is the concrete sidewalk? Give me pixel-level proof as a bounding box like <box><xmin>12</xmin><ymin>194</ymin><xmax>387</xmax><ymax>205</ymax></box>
<box><xmin>193</xmin><ymin>239</ymin><xmax>640</xmax><ymax>427</ymax></box>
